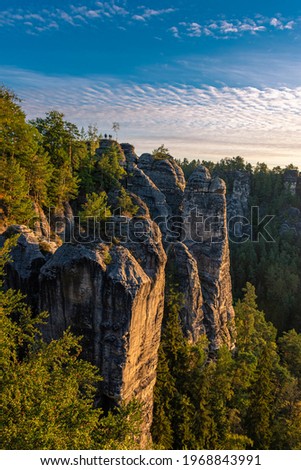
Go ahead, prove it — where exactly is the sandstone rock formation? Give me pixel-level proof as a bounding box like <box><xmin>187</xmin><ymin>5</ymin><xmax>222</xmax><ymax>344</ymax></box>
<box><xmin>0</xmin><ymin>225</ymin><xmax>46</xmax><ymax>310</ymax></box>
<box><xmin>121</xmin><ymin>143</ymin><xmax>138</xmax><ymax>172</ymax></box>
<box><xmin>182</xmin><ymin>166</ymin><xmax>235</xmax><ymax>349</ymax></box>
<box><xmin>49</xmin><ymin>202</ymin><xmax>74</xmax><ymax>243</ymax></box>
<box><xmin>126</xmin><ymin>166</ymin><xmax>170</xmax><ymax>221</ymax></box>
<box><xmin>166</xmin><ymin>242</ymin><xmax>204</xmax><ymax>342</ymax></box>
<box><xmin>39</xmin><ymin>220</ymin><xmax>166</xmax><ymax>444</ymax></box>
<box><xmin>227</xmin><ymin>171</ymin><xmax>251</xmax><ymax>240</ymax></box>
<box><xmin>2</xmin><ymin>140</ymin><xmax>236</xmax><ymax>443</ymax></box>
<box><xmin>138</xmin><ymin>153</ymin><xmax>185</xmax><ymax>215</ymax></box>
<box><xmin>283</xmin><ymin>169</ymin><xmax>300</xmax><ymax>195</ymax></box>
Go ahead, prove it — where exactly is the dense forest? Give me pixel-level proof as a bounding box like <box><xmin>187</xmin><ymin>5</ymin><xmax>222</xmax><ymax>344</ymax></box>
<box><xmin>1</xmin><ymin>86</ymin><xmax>301</xmax><ymax>450</ymax></box>
<box><xmin>177</xmin><ymin>156</ymin><xmax>301</xmax><ymax>334</ymax></box>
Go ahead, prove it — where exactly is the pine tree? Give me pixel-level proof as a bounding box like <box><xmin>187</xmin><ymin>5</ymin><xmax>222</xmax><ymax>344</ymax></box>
<box><xmin>151</xmin><ymin>345</ymin><xmax>176</xmax><ymax>449</ymax></box>
<box><xmin>96</xmin><ymin>144</ymin><xmax>126</xmax><ymax>191</ymax></box>
<box><xmin>246</xmin><ymin>345</ymin><xmax>277</xmax><ymax>449</ymax></box>
<box><xmin>79</xmin><ymin>192</ymin><xmax>111</xmax><ymax>224</ymax></box>
<box><xmin>117</xmin><ymin>188</ymin><xmax>138</xmax><ymax>216</ymax></box>
<box><xmin>0</xmin><ymin>156</ymin><xmax>35</xmax><ymax>224</ymax></box>
<box><xmin>0</xmin><ymin>86</ymin><xmax>52</xmax><ymax>208</ymax></box>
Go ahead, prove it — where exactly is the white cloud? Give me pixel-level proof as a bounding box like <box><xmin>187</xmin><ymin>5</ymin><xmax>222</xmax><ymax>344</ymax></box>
<box><xmin>187</xmin><ymin>22</ymin><xmax>202</xmax><ymax>37</ymax></box>
<box><xmin>169</xmin><ymin>26</ymin><xmax>180</xmax><ymax>38</ymax></box>
<box><xmin>0</xmin><ymin>4</ymin><xmax>297</xmax><ymax>40</ymax></box>
<box><xmin>132</xmin><ymin>15</ymin><xmax>145</xmax><ymax>22</ymax></box>
<box><xmin>171</xmin><ymin>15</ymin><xmax>296</xmax><ymax>39</ymax></box>
<box><xmin>132</xmin><ymin>7</ymin><xmax>176</xmax><ymax>21</ymax></box>
<box><xmin>3</xmin><ymin>67</ymin><xmax>301</xmax><ymax>166</ymax></box>
<box><xmin>142</xmin><ymin>8</ymin><xmax>176</xmax><ymax>18</ymax></box>
<box><xmin>270</xmin><ymin>18</ymin><xmax>282</xmax><ymax>28</ymax></box>
<box><xmin>0</xmin><ymin>1</ymin><xmax>130</xmax><ymax>33</ymax></box>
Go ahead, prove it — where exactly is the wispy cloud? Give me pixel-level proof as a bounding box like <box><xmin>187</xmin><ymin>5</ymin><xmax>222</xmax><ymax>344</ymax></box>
<box><xmin>0</xmin><ymin>1</ymin><xmax>130</xmax><ymax>34</ymax></box>
<box><xmin>0</xmin><ymin>1</ymin><xmax>177</xmax><ymax>34</ymax></box>
<box><xmin>171</xmin><ymin>15</ymin><xmax>297</xmax><ymax>39</ymax></box>
<box><xmin>169</xmin><ymin>26</ymin><xmax>180</xmax><ymax>38</ymax></box>
<box><xmin>2</xmin><ymin>67</ymin><xmax>301</xmax><ymax>166</ymax></box>
<box><xmin>132</xmin><ymin>7</ymin><xmax>176</xmax><ymax>21</ymax></box>
<box><xmin>0</xmin><ymin>2</ymin><xmax>298</xmax><ymax>41</ymax></box>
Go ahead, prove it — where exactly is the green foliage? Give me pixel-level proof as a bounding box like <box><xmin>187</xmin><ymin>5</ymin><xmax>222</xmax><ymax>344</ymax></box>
<box><xmin>48</xmin><ymin>164</ymin><xmax>79</xmax><ymax>206</ymax></box>
<box><xmin>31</xmin><ymin>111</ymin><xmax>86</xmax><ymax>169</ymax></box>
<box><xmin>152</xmin><ymin>145</ymin><xmax>171</xmax><ymax>160</ymax></box>
<box><xmin>0</xmin><ymin>239</ymin><xmax>100</xmax><ymax>449</ymax></box>
<box><xmin>30</xmin><ymin>110</ymin><xmax>87</xmax><ymax>205</ymax></box>
<box><xmin>0</xmin><ymin>86</ymin><xmax>52</xmax><ymax>212</ymax></box>
<box><xmin>278</xmin><ymin>330</ymin><xmax>301</xmax><ymax>382</ymax></box>
<box><xmin>0</xmin><ymin>87</ymin><xmax>40</xmax><ymax>165</ymax></box>
<box><xmin>117</xmin><ymin>188</ymin><xmax>138</xmax><ymax>216</ymax></box>
<box><xmin>79</xmin><ymin>192</ymin><xmax>111</xmax><ymax>224</ymax></box>
<box><xmin>0</xmin><ymin>156</ymin><xmax>35</xmax><ymax>224</ymax></box>
<box><xmin>25</xmin><ymin>153</ymin><xmax>53</xmax><ymax>204</ymax></box>
<box><xmin>94</xmin><ymin>401</ymin><xmax>142</xmax><ymax>450</ymax></box>
<box><xmin>96</xmin><ymin>144</ymin><xmax>126</xmax><ymax>191</ymax></box>
<box><xmin>152</xmin><ymin>282</ymin><xmax>301</xmax><ymax>450</ymax></box>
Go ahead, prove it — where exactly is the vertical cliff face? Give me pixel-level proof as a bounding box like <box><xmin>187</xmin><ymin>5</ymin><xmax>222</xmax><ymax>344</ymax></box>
<box><xmin>227</xmin><ymin>171</ymin><xmax>251</xmax><ymax>240</ymax></box>
<box><xmin>138</xmin><ymin>154</ymin><xmax>185</xmax><ymax>215</ymax></box>
<box><xmin>182</xmin><ymin>166</ymin><xmax>235</xmax><ymax>349</ymax></box>
<box><xmin>0</xmin><ymin>225</ymin><xmax>46</xmax><ymax>310</ymax></box>
<box><xmin>38</xmin><ymin>218</ymin><xmax>166</xmax><ymax>444</ymax></box>
<box><xmin>166</xmin><ymin>242</ymin><xmax>204</xmax><ymax>342</ymax></box>
<box><xmin>134</xmin><ymin>153</ymin><xmax>235</xmax><ymax>348</ymax></box>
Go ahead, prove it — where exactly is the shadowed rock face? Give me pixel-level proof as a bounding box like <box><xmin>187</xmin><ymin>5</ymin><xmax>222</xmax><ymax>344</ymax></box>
<box><xmin>121</xmin><ymin>143</ymin><xmax>138</xmax><ymax>172</ymax></box>
<box><xmin>138</xmin><ymin>153</ymin><xmax>185</xmax><ymax>215</ymax></box>
<box><xmin>0</xmin><ymin>225</ymin><xmax>46</xmax><ymax>311</ymax></box>
<box><xmin>166</xmin><ymin>242</ymin><xmax>204</xmax><ymax>342</ymax></box>
<box><xmin>227</xmin><ymin>171</ymin><xmax>251</xmax><ymax>239</ymax></box>
<box><xmin>182</xmin><ymin>166</ymin><xmax>235</xmax><ymax>350</ymax></box>
<box><xmin>127</xmin><ymin>166</ymin><xmax>170</xmax><ymax>221</ymax></box>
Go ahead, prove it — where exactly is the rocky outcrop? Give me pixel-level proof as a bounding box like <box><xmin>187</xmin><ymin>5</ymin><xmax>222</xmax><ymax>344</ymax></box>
<box><xmin>227</xmin><ymin>171</ymin><xmax>251</xmax><ymax>240</ymax></box>
<box><xmin>0</xmin><ymin>225</ymin><xmax>46</xmax><ymax>309</ymax></box>
<box><xmin>284</xmin><ymin>169</ymin><xmax>299</xmax><ymax>195</ymax></box>
<box><xmin>121</xmin><ymin>143</ymin><xmax>138</xmax><ymax>172</ymax></box>
<box><xmin>166</xmin><ymin>242</ymin><xmax>204</xmax><ymax>342</ymax></box>
<box><xmin>127</xmin><ymin>166</ymin><xmax>170</xmax><ymax>221</ymax></box>
<box><xmin>96</xmin><ymin>139</ymin><xmax>126</xmax><ymax>164</ymax></box>
<box><xmin>280</xmin><ymin>207</ymin><xmax>301</xmax><ymax>236</ymax></box>
<box><xmin>33</xmin><ymin>203</ymin><xmax>51</xmax><ymax>239</ymax></box>
<box><xmin>138</xmin><ymin>154</ymin><xmax>185</xmax><ymax>215</ymax></box>
<box><xmin>50</xmin><ymin>202</ymin><xmax>74</xmax><ymax>243</ymax></box>
<box><xmin>182</xmin><ymin>166</ymin><xmax>235</xmax><ymax>349</ymax></box>
<box><xmin>39</xmin><ymin>218</ymin><xmax>166</xmax><ymax>444</ymax></box>
<box><xmin>2</xmin><ymin>140</ymin><xmax>236</xmax><ymax>443</ymax></box>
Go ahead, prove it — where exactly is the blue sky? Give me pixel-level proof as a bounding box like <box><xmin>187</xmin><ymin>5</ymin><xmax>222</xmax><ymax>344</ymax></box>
<box><xmin>1</xmin><ymin>0</ymin><xmax>301</xmax><ymax>166</ymax></box>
